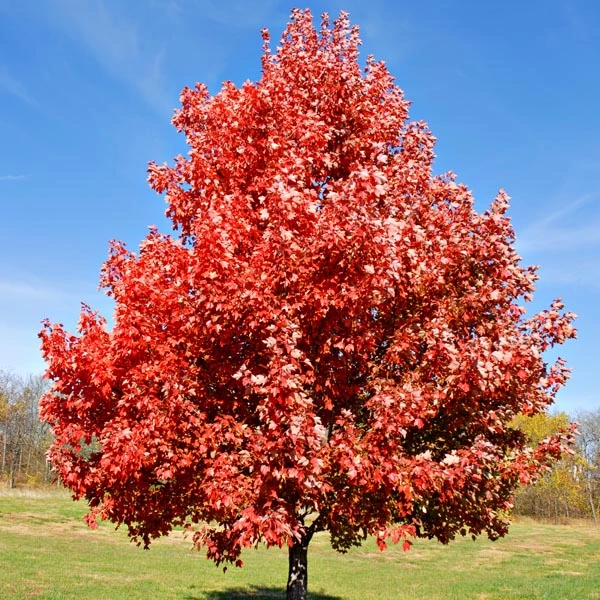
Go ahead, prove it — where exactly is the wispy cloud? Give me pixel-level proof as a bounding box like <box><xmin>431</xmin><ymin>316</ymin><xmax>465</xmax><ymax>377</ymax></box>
<box><xmin>49</xmin><ymin>0</ymin><xmax>172</xmax><ymax>115</ymax></box>
<box><xmin>535</xmin><ymin>259</ymin><xmax>600</xmax><ymax>291</ymax></box>
<box><xmin>0</xmin><ymin>279</ymin><xmax>68</xmax><ymax>303</ymax></box>
<box><xmin>0</xmin><ymin>322</ymin><xmax>46</xmax><ymax>376</ymax></box>
<box><xmin>0</xmin><ymin>174</ymin><xmax>28</xmax><ymax>182</ymax></box>
<box><xmin>516</xmin><ymin>192</ymin><xmax>600</xmax><ymax>290</ymax></box>
<box><xmin>526</xmin><ymin>193</ymin><xmax>595</xmax><ymax>230</ymax></box>
<box><xmin>560</xmin><ymin>0</ymin><xmax>591</xmax><ymax>44</ymax></box>
<box><xmin>518</xmin><ymin>224</ymin><xmax>600</xmax><ymax>254</ymax></box>
<box><xmin>517</xmin><ymin>193</ymin><xmax>600</xmax><ymax>254</ymax></box>
<box><xmin>198</xmin><ymin>0</ymin><xmax>283</xmax><ymax>28</ymax></box>
<box><xmin>0</xmin><ymin>66</ymin><xmax>37</xmax><ymax>106</ymax></box>
<box><xmin>0</xmin><ymin>276</ymin><xmax>75</xmax><ymax>374</ymax></box>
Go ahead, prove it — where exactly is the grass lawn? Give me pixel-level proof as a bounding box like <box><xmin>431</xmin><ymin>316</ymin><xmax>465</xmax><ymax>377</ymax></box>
<box><xmin>1</xmin><ymin>488</ymin><xmax>599</xmax><ymax>599</ymax></box>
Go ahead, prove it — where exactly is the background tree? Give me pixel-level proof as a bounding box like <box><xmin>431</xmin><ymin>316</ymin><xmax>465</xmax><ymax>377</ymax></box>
<box><xmin>39</xmin><ymin>10</ymin><xmax>577</xmax><ymax>600</ymax></box>
<box><xmin>512</xmin><ymin>413</ymin><xmax>588</xmax><ymax>521</ymax></box>
<box><xmin>0</xmin><ymin>372</ymin><xmax>50</xmax><ymax>488</ymax></box>
<box><xmin>574</xmin><ymin>410</ymin><xmax>600</xmax><ymax>523</ymax></box>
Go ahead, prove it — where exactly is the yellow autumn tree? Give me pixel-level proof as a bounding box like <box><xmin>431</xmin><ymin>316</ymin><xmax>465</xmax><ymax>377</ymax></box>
<box><xmin>512</xmin><ymin>412</ymin><xmax>588</xmax><ymax>520</ymax></box>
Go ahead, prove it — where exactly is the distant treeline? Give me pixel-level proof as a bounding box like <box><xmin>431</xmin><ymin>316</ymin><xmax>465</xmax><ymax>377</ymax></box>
<box><xmin>1</xmin><ymin>370</ymin><xmax>598</xmax><ymax>523</ymax></box>
<box><xmin>513</xmin><ymin>411</ymin><xmax>600</xmax><ymax>523</ymax></box>
<box><xmin>0</xmin><ymin>371</ymin><xmax>51</xmax><ymax>488</ymax></box>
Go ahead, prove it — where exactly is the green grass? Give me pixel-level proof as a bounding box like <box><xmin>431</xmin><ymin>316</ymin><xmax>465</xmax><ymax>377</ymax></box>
<box><xmin>1</xmin><ymin>489</ymin><xmax>599</xmax><ymax>599</ymax></box>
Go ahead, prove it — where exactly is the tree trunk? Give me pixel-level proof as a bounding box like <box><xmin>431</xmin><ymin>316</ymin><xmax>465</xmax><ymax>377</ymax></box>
<box><xmin>586</xmin><ymin>476</ymin><xmax>598</xmax><ymax>524</ymax></box>
<box><xmin>287</xmin><ymin>533</ymin><xmax>310</xmax><ymax>600</ymax></box>
<box><xmin>1</xmin><ymin>430</ymin><xmax>6</xmax><ymax>473</ymax></box>
<box><xmin>8</xmin><ymin>459</ymin><xmax>15</xmax><ymax>489</ymax></box>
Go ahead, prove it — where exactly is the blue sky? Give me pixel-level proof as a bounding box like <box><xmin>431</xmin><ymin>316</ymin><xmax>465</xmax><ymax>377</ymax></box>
<box><xmin>1</xmin><ymin>0</ymin><xmax>598</xmax><ymax>414</ymax></box>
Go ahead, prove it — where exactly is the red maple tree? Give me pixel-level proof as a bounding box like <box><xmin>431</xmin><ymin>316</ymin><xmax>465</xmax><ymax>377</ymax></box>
<box><xmin>40</xmin><ymin>10</ymin><xmax>577</xmax><ymax>600</ymax></box>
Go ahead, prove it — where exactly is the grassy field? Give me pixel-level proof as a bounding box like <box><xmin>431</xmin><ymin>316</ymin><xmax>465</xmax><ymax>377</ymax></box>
<box><xmin>1</xmin><ymin>489</ymin><xmax>599</xmax><ymax>600</ymax></box>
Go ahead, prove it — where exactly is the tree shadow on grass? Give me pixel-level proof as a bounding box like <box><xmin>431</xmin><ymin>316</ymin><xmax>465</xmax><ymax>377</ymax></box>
<box><xmin>185</xmin><ymin>586</ymin><xmax>343</xmax><ymax>600</ymax></box>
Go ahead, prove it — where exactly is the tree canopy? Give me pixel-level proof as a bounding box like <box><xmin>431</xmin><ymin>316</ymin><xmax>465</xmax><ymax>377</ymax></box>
<box><xmin>40</xmin><ymin>10</ymin><xmax>577</xmax><ymax>600</ymax></box>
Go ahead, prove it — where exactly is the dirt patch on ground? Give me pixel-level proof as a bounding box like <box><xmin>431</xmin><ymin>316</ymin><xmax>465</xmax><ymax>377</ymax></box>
<box><xmin>471</xmin><ymin>546</ymin><xmax>510</xmax><ymax>565</ymax></box>
<box><xmin>0</xmin><ymin>519</ymin><xmax>113</xmax><ymax>540</ymax></box>
<box><xmin>358</xmin><ymin>551</ymin><xmax>420</xmax><ymax>564</ymax></box>
<box><xmin>0</xmin><ymin>511</ymin><xmax>195</xmax><ymax>548</ymax></box>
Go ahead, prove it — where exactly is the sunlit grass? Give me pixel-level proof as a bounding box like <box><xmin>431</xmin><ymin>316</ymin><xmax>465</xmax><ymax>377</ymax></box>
<box><xmin>1</xmin><ymin>488</ymin><xmax>599</xmax><ymax>599</ymax></box>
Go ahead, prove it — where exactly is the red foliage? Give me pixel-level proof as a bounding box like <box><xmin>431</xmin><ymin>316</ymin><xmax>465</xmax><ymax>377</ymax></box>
<box><xmin>40</xmin><ymin>9</ymin><xmax>576</xmax><ymax>569</ymax></box>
